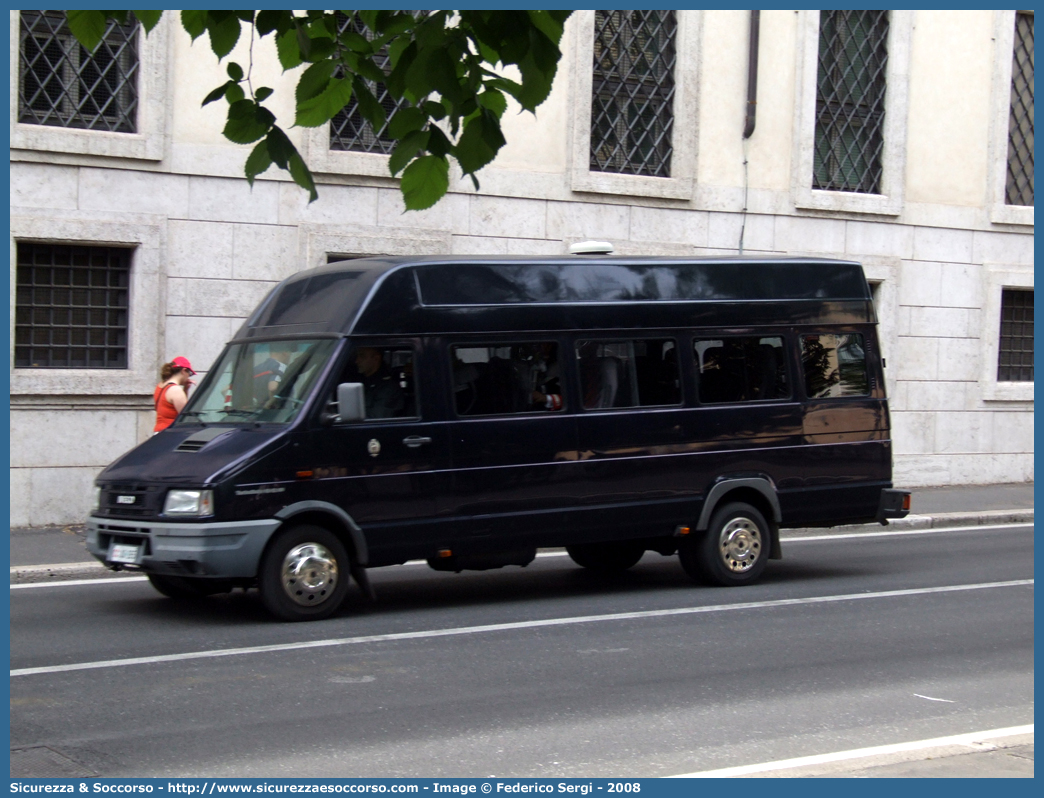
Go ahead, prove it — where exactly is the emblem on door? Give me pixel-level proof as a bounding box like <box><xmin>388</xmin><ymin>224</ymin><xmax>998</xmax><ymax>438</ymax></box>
<box><xmin>367</xmin><ymin>438</ymin><xmax>381</xmax><ymax>458</ymax></box>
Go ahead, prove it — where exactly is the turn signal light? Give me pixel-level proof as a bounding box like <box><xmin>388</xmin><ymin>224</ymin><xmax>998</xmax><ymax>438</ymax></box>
<box><xmin>675</xmin><ymin>525</ymin><xmax>691</xmax><ymax>536</ymax></box>
<box><xmin>902</xmin><ymin>494</ymin><xmax>911</xmax><ymax>511</ymax></box>
<box><xmin>296</xmin><ymin>470</ymin><xmax>314</xmax><ymax>479</ymax></box>
<box><xmin>437</xmin><ymin>549</ymin><xmax>453</xmax><ymax>558</ymax></box>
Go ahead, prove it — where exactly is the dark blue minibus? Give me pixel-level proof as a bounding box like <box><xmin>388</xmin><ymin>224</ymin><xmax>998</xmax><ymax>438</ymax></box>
<box><xmin>87</xmin><ymin>254</ymin><xmax>910</xmax><ymax>620</ymax></box>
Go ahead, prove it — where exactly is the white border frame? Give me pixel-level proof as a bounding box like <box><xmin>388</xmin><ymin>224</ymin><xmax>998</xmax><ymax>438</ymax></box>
<box><xmin>986</xmin><ymin>10</ymin><xmax>1034</xmax><ymax>228</ymax></box>
<box><xmin>980</xmin><ymin>263</ymin><xmax>1033</xmax><ymax>402</ymax></box>
<box><xmin>10</xmin><ymin>215</ymin><xmax>166</xmax><ymax>396</ymax></box>
<box><xmin>568</xmin><ymin>9</ymin><xmax>700</xmax><ymax>201</ymax></box>
<box><xmin>9</xmin><ymin>10</ymin><xmax>171</xmax><ymax>162</ymax></box>
<box><xmin>791</xmin><ymin>10</ymin><xmax>912</xmax><ymax>216</ymax></box>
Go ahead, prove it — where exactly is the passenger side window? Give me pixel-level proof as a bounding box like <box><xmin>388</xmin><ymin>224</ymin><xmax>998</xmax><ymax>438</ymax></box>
<box><xmin>694</xmin><ymin>336</ymin><xmax>789</xmax><ymax>404</ymax></box>
<box><xmin>576</xmin><ymin>339</ymin><xmax>680</xmax><ymax>409</ymax></box>
<box><xmin>452</xmin><ymin>342</ymin><xmax>563</xmax><ymax>415</ymax></box>
<box><xmin>338</xmin><ymin>344</ymin><xmax>417</xmax><ymax>420</ymax></box>
<box><xmin>801</xmin><ymin>333</ymin><xmax>869</xmax><ymax>398</ymax></box>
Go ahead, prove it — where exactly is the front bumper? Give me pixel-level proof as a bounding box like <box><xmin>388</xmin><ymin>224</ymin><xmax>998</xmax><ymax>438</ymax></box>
<box><xmin>86</xmin><ymin>516</ymin><xmax>281</xmax><ymax>579</ymax></box>
<box><xmin>876</xmin><ymin>488</ymin><xmax>912</xmax><ymax>524</ymax></box>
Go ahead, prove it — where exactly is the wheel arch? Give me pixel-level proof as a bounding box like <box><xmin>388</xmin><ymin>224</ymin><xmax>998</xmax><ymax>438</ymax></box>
<box><xmin>271</xmin><ymin>501</ymin><xmax>369</xmax><ymax>566</ymax></box>
<box><xmin>696</xmin><ymin>478</ymin><xmax>782</xmax><ymax>559</ymax></box>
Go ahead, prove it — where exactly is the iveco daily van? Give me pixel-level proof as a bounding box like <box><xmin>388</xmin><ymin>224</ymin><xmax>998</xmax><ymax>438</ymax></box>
<box><xmin>87</xmin><ymin>254</ymin><xmax>910</xmax><ymax>621</ymax></box>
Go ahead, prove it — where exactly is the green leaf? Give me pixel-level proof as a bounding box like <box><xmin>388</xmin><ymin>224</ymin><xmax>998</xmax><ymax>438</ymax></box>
<box><xmin>244</xmin><ymin>140</ymin><xmax>273</xmax><ymax>185</ymax></box>
<box><xmin>351</xmin><ymin>77</ymin><xmax>387</xmax><ymax>131</ymax></box>
<box><xmin>201</xmin><ymin>82</ymin><xmax>230</xmax><ymax>107</ymax></box>
<box><xmin>287</xmin><ymin>151</ymin><xmax>318</xmax><ymax>203</ymax></box>
<box><xmin>254</xmin><ymin>87</ymin><xmax>274</xmax><ymax>102</ymax></box>
<box><xmin>388</xmin><ymin>106</ymin><xmax>426</xmax><ymax>140</ymax></box>
<box><xmin>275</xmin><ymin>27</ymin><xmax>303</xmax><ymax>70</ymax></box>
<box><xmin>207</xmin><ymin>13</ymin><xmax>242</xmax><ymax>59</ymax></box>
<box><xmin>223</xmin><ymin>100</ymin><xmax>275</xmax><ymax>144</ymax></box>
<box><xmin>66</xmin><ymin>10</ymin><xmax>108</xmax><ymax>52</ymax></box>
<box><xmin>181</xmin><ymin>10</ymin><xmax>207</xmax><ymax>40</ymax></box>
<box><xmin>422</xmin><ymin>100</ymin><xmax>447</xmax><ymax>122</ymax></box>
<box><xmin>295</xmin><ymin>61</ymin><xmax>336</xmax><ymax>103</ymax></box>
<box><xmin>477</xmin><ymin>90</ymin><xmax>508</xmax><ymax>119</ymax></box>
<box><xmin>227</xmin><ymin>62</ymin><xmax>244</xmax><ymax>82</ymax></box>
<box><xmin>388</xmin><ymin>129</ymin><xmax>429</xmax><ymax>176</ymax></box>
<box><xmin>295</xmin><ymin>76</ymin><xmax>353</xmax><ymax>128</ymax></box>
<box><xmin>226</xmin><ymin>82</ymin><xmax>245</xmax><ymax>104</ymax></box>
<box><xmin>132</xmin><ymin>10</ymin><xmax>163</xmax><ymax>34</ymax></box>
<box><xmin>255</xmin><ymin>10</ymin><xmax>288</xmax><ymax>37</ymax></box>
<box><xmin>265</xmin><ymin>127</ymin><xmax>296</xmax><ymax>169</ymax></box>
<box><xmin>340</xmin><ymin>31</ymin><xmax>372</xmax><ymax>54</ymax></box>
<box><xmin>401</xmin><ymin>155</ymin><xmax>449</xmax><ymax>211</ymax></box>
<box><xmin>455</xmin><ymin>113</ymin><xmax>505</xmax><ymax>175</ymax></box>
<box><xmin>526</xmin><ymin>10</ymin><xmax>567</xmax><ymax>45</ymax></box>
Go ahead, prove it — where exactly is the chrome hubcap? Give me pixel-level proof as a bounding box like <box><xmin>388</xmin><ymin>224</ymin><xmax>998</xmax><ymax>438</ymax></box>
<box><xmin>281</xmin><ymin>543</ymin><xmax>338</xmax><ymax>606</ymax></box>
<box><xmin>719</xmin><ymin>517</ymin><xmax>762</xmax><ymax>573</ymax></box>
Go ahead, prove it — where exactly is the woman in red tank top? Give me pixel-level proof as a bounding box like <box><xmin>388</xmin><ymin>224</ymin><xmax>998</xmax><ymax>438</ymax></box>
<box><xmin>153</xmin><ymin>356</ymin><xmax>196</xmax><ymax>432</ymax></box>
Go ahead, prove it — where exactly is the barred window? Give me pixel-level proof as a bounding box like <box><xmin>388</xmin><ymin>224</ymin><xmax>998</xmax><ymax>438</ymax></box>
<box><xmin>18</xmin><ymin>10</ymin><xmax>139</xmax><ymax>133</ymax></box>
<box><xmin>1005</xmin><ymin>11</ymin><xmax>1034</xmax><ymax>207</ymax></box>
<box><xmin>15</xmin><ymin>244</ymin><xmax>130</xmax><ymax>369</ymax></box>
<box><xmin>997</xmin><ymin>289</ymin><xmax>1033</xmax><ymax>382</ymax></box>
<box><xmin>329</xmin><ymin>13</ymin><xmax>421</xmax><ymax>154</ymax></box>
<box><xmin>590</xmin><ymin>10</ymin><xmax>677</xmax><ymax>177</ymax></box>
<box><xmin>813</xmin><ymin>11</ymin><xmax>888</xmax><ymax>194</ymax></box>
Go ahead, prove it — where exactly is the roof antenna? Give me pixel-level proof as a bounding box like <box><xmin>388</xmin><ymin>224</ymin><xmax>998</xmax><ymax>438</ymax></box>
<box><xmin>569</xmin><ymin>241</ymin><xmax>615</xmax><ymax>256</ymax></box>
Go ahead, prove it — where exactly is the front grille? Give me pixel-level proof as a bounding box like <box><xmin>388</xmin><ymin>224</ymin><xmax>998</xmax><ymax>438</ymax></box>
<box><xmin>101</xmin><ymin>483</ymin><xmax>163</xmax><ymax>518</ymax></box>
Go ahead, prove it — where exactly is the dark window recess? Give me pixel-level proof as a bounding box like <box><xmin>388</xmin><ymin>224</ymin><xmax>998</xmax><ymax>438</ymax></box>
<box><xmin>801</xmin><ymin>333</ymin><xmax>869</xmax><ymax>398</ymax></box>
<box><xmin>813</xmin><ymin>10</ymin><xmax>889</xmax><ymax>194</ymax></box>
<box><xmin>1005</xmin><ymin>11</ymin><xmax>1034</xmax><ymax>207</ymax></box>
<box><xmin>695</xmin><ymin>337</ymin><xmax>789</xmax><ymax>404</ymax></box>
<box><xmin>18</xmin><ymin>10</ymin><xmax>139</xmax><ymax>132</ymax></box>
<box><xmin>329</xmin><ymin>12</ymin><xmax>426</xmax><ymax>154</ymax></box>
<box><xmin>339</xmin><ymin>345</ymin><xmax>418</xmax><ymax>420</ymax></box>
<box><xmin>15</xmin><ymin>243</ymin><xmax>131</xmax><ymax>369</ymax></box>
<box><xmin>577</xmin><ymin>339</ymin><xmax>680</xmax><ymax>409</ymax></box>
<box><xmin>997</xmin><ymin>289</ymin><xmax>1033</xmax><ymax>382</ymax></box>
<box><xmin>590</xmin><ymin>10</ymin><xmax>677</xmax><ymax>177</ymax></box>
<box><xmin>452</xmin><ymin>343</ymin><xmax>563</xmax><ymax>416</ymax></box>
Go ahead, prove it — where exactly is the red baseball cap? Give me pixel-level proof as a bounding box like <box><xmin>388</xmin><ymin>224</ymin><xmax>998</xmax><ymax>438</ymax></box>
<box><xmin>172</xmin><ymin>356</ymin><xmax>196</xmax><ymax>375</ymax></box>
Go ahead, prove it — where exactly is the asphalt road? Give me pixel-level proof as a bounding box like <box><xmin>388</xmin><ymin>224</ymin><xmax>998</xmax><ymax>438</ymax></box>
<box><xmin>10</xmin><ymin>523</ymin><xmax>1034</xmax><ymax>778</ymax></box>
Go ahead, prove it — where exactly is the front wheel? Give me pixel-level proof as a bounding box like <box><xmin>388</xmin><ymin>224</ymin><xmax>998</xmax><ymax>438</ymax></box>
<box><xmin>258</xmin><ymin>524</ymin><xmax>351</xmax><ymax>621</ymax></box>
<box><xmin>679</xmin><ymin>502</ymin><xmax>769</xmax><ymax>586</ymax></box>
<box><xmin>566</xmin><ymin>541</ymin><xmax>645</xmax><ymax>573</ymax></box>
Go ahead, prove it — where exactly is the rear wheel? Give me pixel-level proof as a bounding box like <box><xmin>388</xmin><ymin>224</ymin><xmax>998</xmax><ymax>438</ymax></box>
<box><xmin>566</xmin><ymin>541</ymin><xmax>645</xmax><ymax>573</ymax></box>
<box><xmin>258</xmin><ymin>524</ymin><xmax>350</xmax><ymax>621</ymax></box>
<box><xmin>146</xmin><ymin>573</ymin><xmax>229</xmax><ymax>600</ymax></box>
<box><xmin>679</xmin><ymin>502</ymin><xmax>769</xmax><ymax>586</ymax></box>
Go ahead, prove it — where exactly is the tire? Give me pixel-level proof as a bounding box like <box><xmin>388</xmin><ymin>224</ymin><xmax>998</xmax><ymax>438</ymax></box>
<box><xmin>147</xmin><ymin>573</ymin><xmax>227</xmax><ymax>600</ymax></box>
<box><xmin>258</xmin><ymin>524</ymin><xmax>351</xmax><ymax>621</ymax></box>
<box><xmin>566</xmin><ymin>541</ymin><xmax>645</xmax><ymax>573</ymax></box>
<box><xmin>679</xmin><ymin>502</ymin><xmax>769</xmax><ymax>586</ymax></box>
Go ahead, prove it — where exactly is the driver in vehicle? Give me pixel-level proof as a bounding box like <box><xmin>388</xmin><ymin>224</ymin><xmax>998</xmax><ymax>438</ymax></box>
<box><xmin>354</xmin><ymin>347</ymin><xmax>405</xmax><ymax>419</ymax></box>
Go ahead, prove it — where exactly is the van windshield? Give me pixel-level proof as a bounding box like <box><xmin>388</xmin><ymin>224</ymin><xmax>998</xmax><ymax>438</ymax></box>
<box><xmin>176</xmin><ymin>339</ymin><xmax>337</xmax><ymax>426</ymax></box>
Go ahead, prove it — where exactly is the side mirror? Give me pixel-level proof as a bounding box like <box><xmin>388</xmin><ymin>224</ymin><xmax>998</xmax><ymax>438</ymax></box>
<box><xmin>335</xmin><ymin>382</ymin><xmax>366</xmax><ymax>423</ymax></box>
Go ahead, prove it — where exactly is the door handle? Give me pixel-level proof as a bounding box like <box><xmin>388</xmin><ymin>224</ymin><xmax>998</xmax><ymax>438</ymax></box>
<box><xmin>403</xmin><ymin>435</ymin><xmax>432</xmax><ymax>448</ymax></box>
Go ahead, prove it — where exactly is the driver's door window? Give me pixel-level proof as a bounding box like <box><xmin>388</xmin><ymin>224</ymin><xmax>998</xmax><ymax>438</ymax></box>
<box><xmin>338</xmin><ymin>345</ymin><xmax>417</xmax><ymax>421</ymax></box>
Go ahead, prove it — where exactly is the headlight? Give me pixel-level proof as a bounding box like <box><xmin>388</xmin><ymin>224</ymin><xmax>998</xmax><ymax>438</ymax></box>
<box><xmin>163</xmin><ymin>489</ymin><xmax>214</xmax><ymax>517</ymax></box>
<box><xmin>90</xmin><ymin>486</ymin><xmax>101</xmax><ymax>513</ymax></box>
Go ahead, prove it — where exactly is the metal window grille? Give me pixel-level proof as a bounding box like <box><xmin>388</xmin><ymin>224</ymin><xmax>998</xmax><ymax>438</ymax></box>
<box><xmin>330</xmin><ymin>13</ymin><xmax>424</xmax><ymax>154</ymax></box>
<box><xmin>590</xmin><ymin>10</ymin><xmax>677</xmax><ymax>177</ymax></box>
<box><xmin>15</xmin><ymin>244</ymin><xmax>130</xmax><ymax>369</ymax></box>
<box><xmin>1005</xmin><ymin>11</ymin><xmax>1034</xmax><ymax>207</ymax></box>
<box><xmin>813</xmin><ymin>10</ymin><xmax>888</xmax><ymax>194</ymax></box>
<box><xmin>997</xmin><ymin>289</ymin><xmax>1034</xmax><ymax>382</ymax></box>
<box><xmin>18</xmin><ymin>10</ymin><xmax>139</xmax><ymax>133</ymax></box>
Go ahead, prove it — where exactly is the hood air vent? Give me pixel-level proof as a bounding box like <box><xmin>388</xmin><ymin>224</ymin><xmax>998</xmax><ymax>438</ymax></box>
<box><xmin>175</xmin><ymin>427</ymin><xmax>232</xmax><ymax>452</ymax></box>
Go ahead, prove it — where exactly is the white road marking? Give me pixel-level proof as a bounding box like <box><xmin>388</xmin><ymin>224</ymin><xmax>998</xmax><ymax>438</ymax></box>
<box><xmin>913</xmin><ymin>693</ymin><xmax>956</xmax><ymax>703</ymax></box>
<box><xmin>11</xmin><ymin>576</ymin><xmax>148</xmax><ymax>590</ymax></box>
<box><xmin>785</xmin><ymin>522</ymin><xmax>1033</xmax><ymax>543</ymax></box>
<box><xmin>9</xmin><ymin>521</ymin><xmax>1033</xmax><ymax>590</ymax></box>
<box><xmin>669</xmin><ymin>724</ymin><xmax>1033</xmax><ymax>777</ymax></box>
<box><xmin>10</xmin><ymin>578</ymin><xmax>1032</xmax><ymax>678</ymax></box>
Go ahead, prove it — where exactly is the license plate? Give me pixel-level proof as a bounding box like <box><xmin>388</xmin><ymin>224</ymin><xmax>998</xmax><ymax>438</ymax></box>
<box><xmin>109</xmin><ymin>543</ymin><xmax>140</xmax><ymax>564</ymax></box>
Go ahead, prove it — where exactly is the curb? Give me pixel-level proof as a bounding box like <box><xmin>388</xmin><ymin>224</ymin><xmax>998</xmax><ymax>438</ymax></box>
<box><xmin>10</xmin><ymin>509</ymin><xmax>1033</xmax><ymax>584</ymax></box>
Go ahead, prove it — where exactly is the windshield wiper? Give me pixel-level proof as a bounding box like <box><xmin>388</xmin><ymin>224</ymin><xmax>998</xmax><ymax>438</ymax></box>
<box><xmin>177</xmin><ymin>411</ymin><xmax>207</xmax><ymax>426</ymax></box>
<box><xmin>220</xmin><ymin>408</ymin><xmax>260</xmax><ymax>419</ymax></box>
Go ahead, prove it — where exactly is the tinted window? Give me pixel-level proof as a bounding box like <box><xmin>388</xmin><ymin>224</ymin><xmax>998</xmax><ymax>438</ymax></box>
<box><xmin>336</xmin><ymin>344</ymin><xmax>416</xmax><ymax>420</ymax></box>
<box><xmin>801</xmin><ymin>333</ymin><xmax>869</xmax><ymax>398</ymax></box>
<box><xmin>576</xmin><ymin>339</ymin><xmax>680</xmax><ymax>409</ymax></box>
<box><xmin>694</xmin><ymin>336</ymin><xmax>789</xmax><ymax>404</ymax></box>
<box><xmin>452</xmin><ymin>343</ymin><xmax>563</xmax><ymax>416</ymax></box>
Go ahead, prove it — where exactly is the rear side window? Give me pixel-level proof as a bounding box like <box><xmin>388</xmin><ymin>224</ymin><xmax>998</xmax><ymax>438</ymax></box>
<box><xmin>694</xmin><ymin>336</ymin><xmax>789</xmax><ymax>404</ymax></box>
<box><xmin>801</xmin><ymin>333</ymin><xmax>869</xmax><ymax>398</ymax></box>
<box><xmin>576</xmin><ymin>339</ymin><xmax>680</xmax><ymax>409</ymax></box>
<box><xmin>452</xmin><ymin>342</ymin><xmax>563</xmax><ymax>415</ymax></box>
